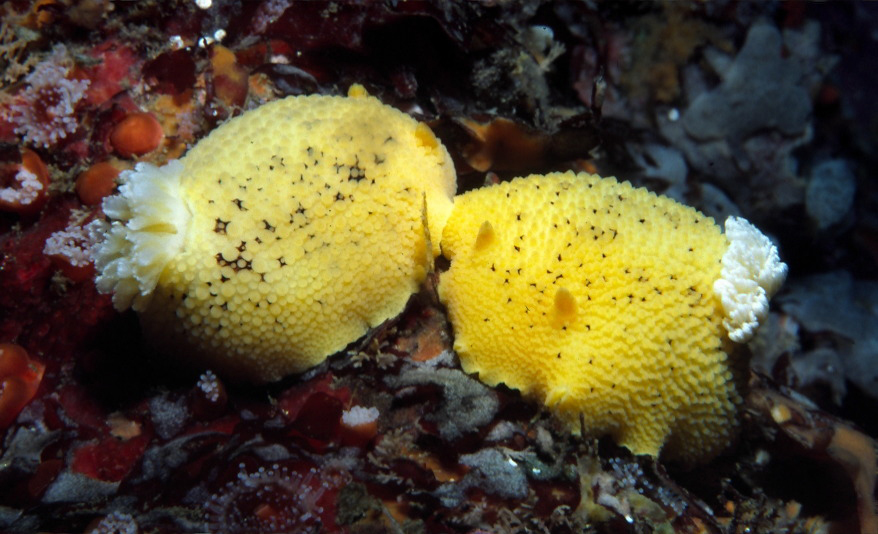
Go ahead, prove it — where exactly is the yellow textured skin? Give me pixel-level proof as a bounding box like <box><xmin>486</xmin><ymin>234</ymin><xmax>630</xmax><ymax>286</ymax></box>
<box><xmin>141</xmin><ymin>90</ymin><xmax>455</xmax><ymax>383</ymax></box>
<box><xmin>438</xmin><ymin>172</ymin><xmax>739</xmax><ymax>463</ymax></box>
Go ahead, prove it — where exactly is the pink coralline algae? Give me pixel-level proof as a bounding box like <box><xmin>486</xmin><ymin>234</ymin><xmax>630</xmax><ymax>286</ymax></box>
<box><xmin>9</xmin><ymin>45</ymin><xmax>90</xmax><ymax>148</ymax></box>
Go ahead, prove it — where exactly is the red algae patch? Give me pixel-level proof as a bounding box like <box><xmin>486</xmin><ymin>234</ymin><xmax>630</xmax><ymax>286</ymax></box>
<box><xmin>0</xmin><ymin>343</ymin><xmax>45</xmax><ymax>428</ymax></box>
<box><xmin>210</xmin><ymin>45</ymin><xmax>248</xmax><ymax>108</ymax></box>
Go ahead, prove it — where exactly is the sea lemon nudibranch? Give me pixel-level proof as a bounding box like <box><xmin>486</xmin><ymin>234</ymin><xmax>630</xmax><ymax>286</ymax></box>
<box><xmin>94</xmin><ymin>86</ymin><xmax>456</xmax><ymax>383</ymax></box>
<box><xmin>437</xmin><ymin>172</ymin><xmax>787</xmax><ymax>464</ymax></box>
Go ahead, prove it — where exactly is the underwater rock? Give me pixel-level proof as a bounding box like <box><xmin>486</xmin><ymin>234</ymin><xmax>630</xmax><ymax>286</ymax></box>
<box><xmin>779</xmin><ymin>271</ymin><xmax>878</xmax><ymax>402</ymax></box>
<box><xmin>682</xmin><ymin>22</ymin><xmax>811</xmax><ymax>142</ymax></box>
<box><xmin>806</xmin><ymin>159</ymin><xmax>857</xmax><ymax>231</ymax></box>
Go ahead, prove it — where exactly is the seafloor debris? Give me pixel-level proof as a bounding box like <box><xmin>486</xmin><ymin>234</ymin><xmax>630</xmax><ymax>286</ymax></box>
<box><xmin>0</xmin><ymin>1</ymin><xmax>875</xmax><ymax>533</ymax></box>
<box><xmin>745</xmin><ymin>377</ymin><xmax>877</xmax><ymax>534</ymax></box>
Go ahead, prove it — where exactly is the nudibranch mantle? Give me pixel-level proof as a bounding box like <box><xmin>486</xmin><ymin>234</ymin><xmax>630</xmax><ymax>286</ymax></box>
<box><xmin>437</xmin><ymin>172</ymin><xmax>786</xmax><ymax>463</ymax></box>
<box><xmin>94</xmin><ymin>87</ymin><xmax>456</xmax><ymax>383</ymax></box>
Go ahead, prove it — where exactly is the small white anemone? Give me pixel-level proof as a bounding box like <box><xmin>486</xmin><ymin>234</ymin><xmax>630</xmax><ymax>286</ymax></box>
<box><xmin>0</xmin><ymin>167</ymin><xmax>43</xmax><ymax>206</ymax></box>
<box><xmin>341</xmin><ymin>405</ymin><xmax>380</xmax><ymax>427</ymax></box>
<box><xmin>44</xmin><ymin>219</ymin><xmax>105</xmax><ymax>267</ymax></box>
<box><xmin>93</xmin><ymin>160</ymin><xmax>190</xmax><ymax>312</ymax></box>
<box><xmin>713</xmin><ymin>216</ymin><xmax>788</xmax><ymax>343</ymax></box>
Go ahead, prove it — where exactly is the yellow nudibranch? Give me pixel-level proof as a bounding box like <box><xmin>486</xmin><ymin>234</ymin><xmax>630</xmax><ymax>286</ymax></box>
<box><xmin>438</xmin><ymin>172</ymin><xmax>787</xmax><ymax>463</ymax></box>
<box><xmin>92</xmin><ymin>84</ymin><xmax>786</xmax><ymax>462</ymax></box>
<box><xmin>94</xmin><ymin>86</ymin><xmax>456</xmax><ymax>383</ymax></box>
